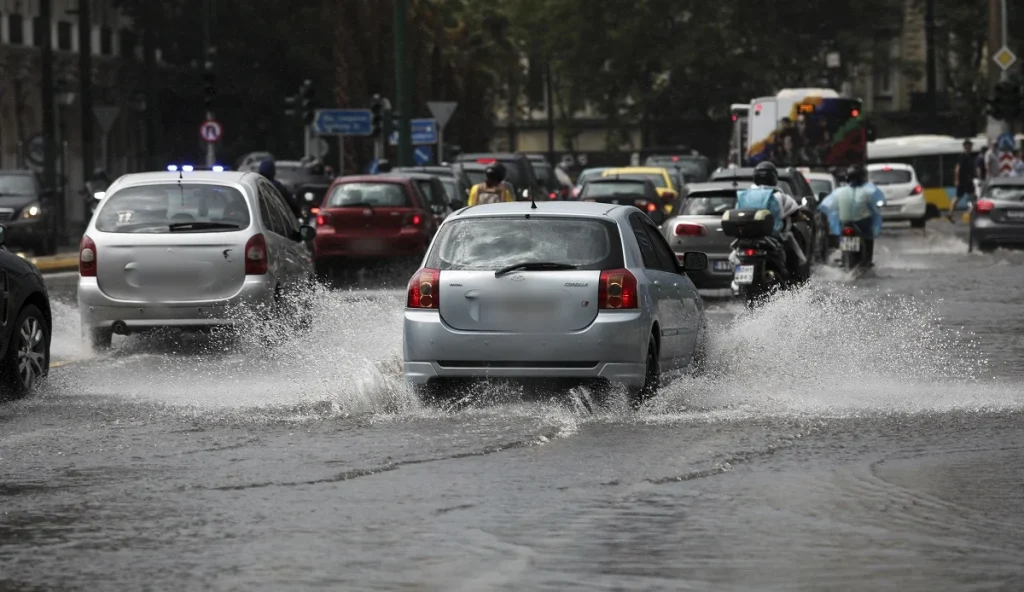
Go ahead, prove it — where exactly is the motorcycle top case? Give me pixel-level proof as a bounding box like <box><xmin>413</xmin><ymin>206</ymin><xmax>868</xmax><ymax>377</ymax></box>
<box><xmin>721</xmin><ymin>208</ymin><xmax>775</xmax><ymax>238</ymax></box>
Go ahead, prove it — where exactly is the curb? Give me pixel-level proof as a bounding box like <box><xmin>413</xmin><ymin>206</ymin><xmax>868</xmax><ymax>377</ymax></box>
<box><xmin>21</xmin><ymin>255</ymin><xmax>80</xmax><ymax>273</ymax></box>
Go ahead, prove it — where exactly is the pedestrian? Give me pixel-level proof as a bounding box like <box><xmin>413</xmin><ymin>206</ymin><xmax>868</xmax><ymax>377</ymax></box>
<box><xmin>949</xmin><ymin>139</ymin><xmax>976</xmax><ymax>222</ymax></box>
<box><xmin>1012</xmin><ymin>148</ymin><xmax>1024</xmax><ymax>177</ymax></box>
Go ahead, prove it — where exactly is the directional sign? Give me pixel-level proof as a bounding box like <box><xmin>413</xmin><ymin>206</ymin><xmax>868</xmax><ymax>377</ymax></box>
<box><xmin>413</xmin><ymin>146</ymin><xmax>433</xmax><ymax>165</ymax></box>
<box><xmin>993</xmin><ymin>46</ymin><xmax>1017</xmax><ymax>71</ymax></box>
<box><xmin>997</xmin><ymin>132</ymin><xmax>1016</xmax><ymax>151</ymax></box>
<box><xmin>314</xmin><ymin>109</ymin><xmax>372</xmax><ymax>136</ymax></box>
<box><xmin>93</xmin><ymin>106</ymin><xmax>120</xmax><ymax>134</ymax></box>
<box><xmin>366</xmin><ymin>159</ymin><xmax>380</xmax><ymax>174</ymax></box>
<box><xmin>388</xmin><ymin>118</ymin><xmax>438</xmax><ymax>146</ymax></box>
<box><xmin>427</xmin><ymin>101</ymin><xmax>457</xmax><ymax>128</ymax></box>
<box><xmin>200</xmin><ymin>120</ymin><xmax>223</xmax><ymax>143</ymax></box>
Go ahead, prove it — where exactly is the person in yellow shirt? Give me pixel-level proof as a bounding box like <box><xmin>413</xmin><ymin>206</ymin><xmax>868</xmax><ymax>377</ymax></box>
<box><xmin>468</xmin><ymin>163</ymin><xmax>515</xmax><ymax>206</ymax></box>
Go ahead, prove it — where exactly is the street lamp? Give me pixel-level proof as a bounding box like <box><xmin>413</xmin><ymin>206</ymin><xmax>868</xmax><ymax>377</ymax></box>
<box><xmin>54</xmin><ymin>79</ymin><xmax>76</xmax><ymax>245</ymax></box>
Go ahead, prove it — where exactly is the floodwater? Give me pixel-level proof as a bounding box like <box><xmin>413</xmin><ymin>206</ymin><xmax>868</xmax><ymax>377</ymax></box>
<box><xmin>2</xmin><ymin>224</ymin><xmax>1022</xmax><ymax>591</ymax></box>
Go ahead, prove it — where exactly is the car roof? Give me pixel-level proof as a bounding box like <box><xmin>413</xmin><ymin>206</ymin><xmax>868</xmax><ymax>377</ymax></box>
<box><xmin>986</xmin><ymin>176</ymin><xmax>1024</xmax><ymax>186</ymax></box>
<box><xmin>804</xmin><ymin>171</ymin><xmax>836</xmax><ymax>181</ymax></box>
<box><xmin>713</xmin><ymin>166</ymin><xmax>800</xmax><ymax>179</ymax></box>
<box><xmin>334</xmin><ymin>174</ymin><xmax>413</xmax><ymax>185</ymax></box>
<box><xmin>603</xmin><ymin>166</ymin><xmax>668</xmax><ymax>175</ymax></box>
<box><xmin>867</xmin><ymin>163</ymin><xmax>914</xmax><ymax>171</ymax></box>
<box><xmin>112</xmin><ymin>171</ymin><xmax>253</xmax><ymax>185</ymax></box>
<box><xmin>587</xmin><ymin>176</ymin><xmax>654</xmax><ymax>184</ymax></box>
<box><xmin>379</xmin><ymin>172</ymin><xmax>438</xmax><ymax>181</ymax></box>
<box><xmin>0</xmin><ymin>169</ymin><xmax>34</xmax><ymax>176</ymax></box>
<box><xmin>452</xmin><ymin>200</ymin><xmax>624</xmax><ymax>219</ymax></box>
<box><xmin>393</xmin><ymin>166</ymin><xmax>452</xmax><ymax>174</ymax></box>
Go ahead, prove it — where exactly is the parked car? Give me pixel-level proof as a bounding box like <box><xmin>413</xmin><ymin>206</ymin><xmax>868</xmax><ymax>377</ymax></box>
<box><xmin>969</xmin><ymin>176</ymin><xmax>1024</xmax><ymax>252</ymax></box>
<box><xmin>867</xmin><ymin>163</ymin><xmax>927</xmax><ymax>228</ymax></box>
<box><xmin>392</xmin><ymin>166</ymin><xmax>467</xmax><ymax>208</ymax></box>
<box><xmin>578</xmin><ymin>177</ymin><xmax>666</xmax><ymax>223</ymax></box>
<box><xmin>0</xmin><ymin>224</ymin><xmax>51</xmax><ymax>398</ymax></box>
<box><xmin>454</xmin><ymin>153</ymin><xmax>544</xmax><ymax>201</ymax></box>
<box><xmin>313</xmin><ymin>175</ymin><xmax>438</xmax><ymax>278</ymax></box>
<box><xmin>661</xmin><ymin>182</ymin><xmax>739</xmax><ymax>290</ymax></box>
<box><xmin>78</xmin><ymin>171</ymin><xmax>316</xmax><ymax>348</ymax></box>
<box><xmin>0</xmin><ymin>170</ymin><xmax>57</xmax><ymax>255</ymax></box>
<box><xmin>403</xmin><ymin>201</ymin><xmax>709</xmax><ymax>408</ymax></box>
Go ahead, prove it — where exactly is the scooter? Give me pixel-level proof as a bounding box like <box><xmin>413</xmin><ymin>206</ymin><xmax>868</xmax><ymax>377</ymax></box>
<box><xmin>722</xmin><ymin>208</ymin><xmax>793</xmax><ymax>307</ymax></box>
<box><xmin>838</xmin><ymin>223</ymin><xmax>869</xmax><ymax>272</ymax></box>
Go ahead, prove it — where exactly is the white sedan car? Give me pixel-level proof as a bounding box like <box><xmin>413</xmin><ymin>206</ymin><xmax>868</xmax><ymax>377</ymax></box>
<box><xmin>867</xmin><ymin>163</ymin><xmax>928</xmax><ymax>228</ymax></box>
<box><xmin>78</xmin><ymin>171</ymin><xmax>316</xmax><ymax>348</ymax></box>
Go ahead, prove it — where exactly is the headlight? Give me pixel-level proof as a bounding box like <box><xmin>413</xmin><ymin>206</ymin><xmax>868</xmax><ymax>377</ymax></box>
<box><xmin>20</xmin><ymin>202</ymin><xmax>42</xmax><ymax>219</ymax></box>
<box><xmin>304</xmin><ymin>192</ymin><xmax>315</xmax><ymax>202</ymax></box>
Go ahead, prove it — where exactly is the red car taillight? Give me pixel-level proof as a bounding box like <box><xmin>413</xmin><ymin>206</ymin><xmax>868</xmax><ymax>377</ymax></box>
<box><xmin>597</xmin><ymin>269</ymin><xmax>638</xmax><ymax>310</ymax></box>
<box><xmin>245</xmin><ymin>233</ymin><xmax>268</xmax><ymax>275</ymax></box>
<box><xmin>79</xmin><ymin>235</ymin><xmax>97</xmax><ymax>277</ymax></box>
<box><xmin>842</xmin><ymin>226</ymin><xmax>856</xmax><ymax>236</ymax></box>
<box><xmin>975</xmin><ymin>199</ymin><xmax>995</xmax><ymax>214</ymax></box>
<box><xmin>404</xmin><ymin>212</ymin><xmax>423</xmax><ymax>227</ymax></box>
<box><xmin>911</xmin><ymin>185</ymin><xmax>923</xmax><ymax>195</ymax></box>
<box><xmin>407</xmin><ymin>267</ymin><xmax>440</xmax><ymax>309</ymax></box>
<box><xmin>675</xmin><ymin>223</ymin><xmax>706</xmax><ymax>236</ymax></box>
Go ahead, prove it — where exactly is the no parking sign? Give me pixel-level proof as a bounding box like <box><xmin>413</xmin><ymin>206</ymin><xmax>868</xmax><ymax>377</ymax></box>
<box><xmin>200</xmin><ymin>120</ymin><xmax>223</xmax><ymax>143</ymax></box>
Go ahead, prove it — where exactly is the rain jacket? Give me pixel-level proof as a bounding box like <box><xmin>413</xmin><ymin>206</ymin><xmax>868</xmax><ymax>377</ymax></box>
<box><xmin>736</xmin><ymin>185</ymin><xmax>791</xmax><ymax>235</ymax></box>
<box><xmin>819</xmin><ymin>183</ymin><xmax>883</xmax><ymax>238</ymax></box>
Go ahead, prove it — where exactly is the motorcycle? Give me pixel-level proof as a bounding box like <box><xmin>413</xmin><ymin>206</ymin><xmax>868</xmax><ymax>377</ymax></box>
<box><xmin>722</xmin><ymin>208</ymin><xmax>793</xmax><ymax>306</ymax></box>
<box><xmin>838</xmin><ymin>223</ymin><xmax>869</xmax><ymax>271</ymax></box>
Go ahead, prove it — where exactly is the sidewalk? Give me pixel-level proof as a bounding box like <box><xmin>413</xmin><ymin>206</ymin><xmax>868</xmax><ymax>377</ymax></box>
<box><xmin>16</xmin><ymin>251</ymin><xmax>80</xmax><ymax>273</ymax></box>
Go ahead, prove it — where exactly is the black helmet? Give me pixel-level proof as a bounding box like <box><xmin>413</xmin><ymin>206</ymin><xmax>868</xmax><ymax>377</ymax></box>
<box><xmin>846</xmin><ymin>164</ymin><xmax>866</xmax><ymax>186</ymax></box>
<box><xmin>752</xmin><ymin>161</ymin><xmax>778</xmax><ymax>187</ymax></box>
<box><xmin>485</xmin><ymin>162</ymin><xmax>506</xmax><ymax>183</ymax></box>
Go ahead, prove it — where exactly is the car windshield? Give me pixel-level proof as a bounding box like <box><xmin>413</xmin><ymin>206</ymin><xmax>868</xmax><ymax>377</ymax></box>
<box><xmin>582</xmin><ymin>181</ymin><xmax>647</xmax><ymax>197</ymax></box>
<box><xmin>426</xmin><ymin>216</ymin><xmax>622</xmax><ymax>271</ymax></box>
<box><xmin>607</xmin><ymin>173</ymin><xmax>667</xmax><ymax>188</ymax></box>
<box><xmin>0</xmin><ymin>174</ymin><xmax>36</xmax><ymax>195</ymax></box>
<box><xmin>679</xmin><ymin>193</ymin><xmax>737</xmax><ymax>215</ymax></box>
<box><xmin>869</xmin><ymin>169</ymin><xmax>913</xmax><ymax>185</ymax></box>
<box><xmin>95</xmin><ymin>183</ymin><xmax>250</xmax><ymax>233</ymax></box>
<box><xmin>809</xmin><ymin>179</ymin><xmax>833</xmax><ymax>195</ymax></box>
<box><xmin>326</xmin><ymin>183</ymin><xmax>410</xmax><ymax>207</ymax></box>
<box><xmin>984</xmin><ymin>186</ymin><xmax>1024</xmax><ymax>201</ymax></box>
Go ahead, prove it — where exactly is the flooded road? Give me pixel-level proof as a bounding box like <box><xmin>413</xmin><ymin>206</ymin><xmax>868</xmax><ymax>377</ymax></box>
<box><xmin>2</xmin><ymin>223</ymin><xmax>1022</xmax><ymax>591</ymax></box>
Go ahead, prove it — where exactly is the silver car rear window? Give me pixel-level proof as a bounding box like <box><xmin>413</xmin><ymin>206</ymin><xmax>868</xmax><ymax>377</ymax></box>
<box><xmin>984</xmin><ymin>186</ymin><xmax>1024</xmax><ymax>201</ymax></box>
<box><xmin>869</xmin><ymin>169</ymin><xmax>913</xmax><ymax>185</ymax></box>
<box><xmin>95</xmin><ymin>184</ymin><xmax>250</xmax><ymax>233</ymax></box>
<box><xmin>426</xmin><ymin>216</ymin><xmax>624</xmax><ymax>271</ymax></box>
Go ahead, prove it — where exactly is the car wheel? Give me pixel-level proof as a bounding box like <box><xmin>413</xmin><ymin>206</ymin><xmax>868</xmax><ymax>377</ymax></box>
<box><xmin>910</xmin><ymin>216</ymin><xmax>926</xmax><ymax>229</ymax></box>
<box><xmin>628</xmin><ymin>335</ymin><xmax>661</xmax><ymax>410</ymax></box>
<box><xmin>0</xmin><ymin>305</ymin><xmax>50</xmax><ymax>398</ymax></box>
<box><xmin>414</xmin><ymin>380</ymin><xmax>458</xmax><ymax>407</ymax></box>
<box><xmin>88</xmin><ymin>327</ymin><xmax>113</xmax><ymax>350</ymax></box>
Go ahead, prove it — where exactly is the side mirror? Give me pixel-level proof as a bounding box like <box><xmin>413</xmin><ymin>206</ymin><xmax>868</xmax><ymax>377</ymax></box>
<box><xmin>0</xmin><ymin>224</ymin><xmax>6</xmax><ymax>247</ymax></box>
<box><xmin>647</xmin><ymin>208</ymin><xmax>666</xmax><ymax>225</ymax></box>
<box><xmin>298</xmin><ymin>225</ymin><xmax>317</xmax><ymax>242</ymax></box>
<box><xmin>679</xmin><ymin>251</ymin><xmax>708</xmax><ymax>272</ymax></box>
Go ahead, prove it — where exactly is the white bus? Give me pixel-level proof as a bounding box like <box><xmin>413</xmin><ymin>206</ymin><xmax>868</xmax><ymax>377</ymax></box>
<box><xmin>730</xmin><ymin>103</ymin><xmax>749</xmax><ymax>165</ymax></box>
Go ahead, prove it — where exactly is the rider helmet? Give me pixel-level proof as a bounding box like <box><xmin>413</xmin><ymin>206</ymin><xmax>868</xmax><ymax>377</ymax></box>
<box><xmin>484</xmin><ymin>162</ymin><xmax>506</xmax><ymax>184</ymax></box>
<box><xmin>752</xmin><ymin>161</ymin><xmax>778</xmax><ymax>187</ymax></box>
<box><xmin>845</xmin><ymin>164</ymin><xmax>866</xmax><ymax>187</ymax></box>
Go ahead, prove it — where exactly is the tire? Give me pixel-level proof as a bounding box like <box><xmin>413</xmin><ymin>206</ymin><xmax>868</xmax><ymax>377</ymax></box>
<box><xmin>628</xmin><ymin>335</ymin><xmax>661</xmax><ymax>409</ymax></box>
<box><xmin>925</xmin><ymin>204</ymin><xmax>940</xmax><ymax>219</ymax></box>
<box><xmin>0</xmin><ymin>305</ymin><xmax>50</xmax><ymax>398</ymax></box>
<box><xmin>88</xmin><ymin>327</ymin><xmax>113</xmax><ymax>350</ymax></box>
<box><xmin>414</xmin><ymin>380</ymin><xmax>455</xmax><ymax>407</ymax></box>
<box><xmin>910</xmin><ymin>216</ymin><xmax>926</xmax><ymax>229</ymax></box>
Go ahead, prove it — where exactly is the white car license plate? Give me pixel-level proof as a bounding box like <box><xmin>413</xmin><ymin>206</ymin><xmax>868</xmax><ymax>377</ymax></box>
<box><xmin>352</xmin><ymin>239</ymin><xmax>387</xmax><ymax>253</ymax></box>
<box><xmin>840</xmin><ymin>236</ymin><xmax>861</xmax><ymax>252</ymax></box>
<box><xmin>734</xmin><ymin>265</ymin><xmax>754</xmax><ymax>284</ymax></box>
<box><xmin>712</xmin><ymin>260</ymin><xmax>732</xmax><ymax>272</ymax></box>
<box><xmin>492</xmin><ymin>301</ymin><xmax>550</xmax><ymax>323</ymax></box>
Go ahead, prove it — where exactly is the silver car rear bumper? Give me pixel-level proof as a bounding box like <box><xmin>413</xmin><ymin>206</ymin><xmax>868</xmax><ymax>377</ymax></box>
<box><xmin>403</xmin><ymin>309</ymin><xmax>648</xmax><ymax>387</ymax></box>
<box><xmin>78</xmin><ymin>276</ymin><xmax>276</xmax><ymax>330</ymax></box>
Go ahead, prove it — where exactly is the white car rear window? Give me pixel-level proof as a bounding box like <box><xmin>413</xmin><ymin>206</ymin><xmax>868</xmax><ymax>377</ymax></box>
<box><xmin>869</xmin><ymin>169</ymin><xmax>913</xmax><ymax>185</ymax></box>
<box><xmin>95</xmin><ymin>184</ymin><xmax>250</xmax><ymax>233</ymax></box>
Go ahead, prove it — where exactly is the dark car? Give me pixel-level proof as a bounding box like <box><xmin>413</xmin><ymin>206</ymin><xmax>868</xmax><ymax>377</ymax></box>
<box><xmin>0</xmin><ymin>170</ymin><xmax>56</xmax><ymax>255</ymax></box>
<box><xmin>0</xmin><ymin>224</ymin><xmax>52</xmax><ymax>398</ymax></box>
<box><xmin>660</xmin><ymin>182</ymin><xmax>741</xmax><ymax>289</ymax></box>
<box><xmin>391</xmin><ymin>166</ymin><xmax>467</xmax><ymax>208</ymax></box>
<box><xmin>970</xmin><ymin>177</ymin><xmax>1024</xmax><ymax>252</ymax></box>
<box><xmin>578</xmin><ymin>177</ymin><xmax>666</xmax><ymax>224</ymax></box>
<box><xmin>451</xmin><ymin>162</ymin><xmax>515</xmax><ymax>202</ymax></box>
<box><xmin>646</xmin><ymin>154</ymin><xmax>711</xmax><ymax>184</ymax></box>
<box><xmin>454</xmin><ymin>153</ymin><xmax>544</xmax><ymax>201</ymax></box>
<box><xmin>379</xmin><ymin>172</ymin><xmax>454</xmax><ymax>224</ymax></box>
<box><xmin>274</xmin><ymin>160</ymin><xmax>333</xmax><ymax>219</ymax></box>
<box><xmin>527</xmin><ymin>157</ymin><xmax>573</xmax><ymax>200</ymax></box>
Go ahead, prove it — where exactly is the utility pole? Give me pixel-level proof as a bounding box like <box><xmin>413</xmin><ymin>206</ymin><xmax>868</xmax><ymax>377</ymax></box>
<box><xmin>142</xmin><ymin>1</ymin><xmax>157</xmax><ymax>170</ymax></box>
<box><xmin>394</xmin><ymin>0</ymin><xmax>412</xmax><ymax>167</ymax></box>
<box><xmin>545</xmin><ymin>61</ymin><xmax>555</xmax><ymax>165</ymax></box>
<box><xmin>202</xmin><ymin>0</ymin><xmax>215</xmax><ymax>168</ymax></box>
<box><xmin>78</xmin><ymin>0</ymin><xmax>94</xmax><ymax>182</ymax></box>
<box><xmin>40</xmin><ymin>0</ymin><xmax>58</xmax><ymax>241</ymax></box>
<box><xmin>987</xmin><ymin>0</ymin><xmax>1009</xmax><ymax>140</ymax></box>
<box><xmin>924</xmin><ymin>0</ymin><xmax>937</xmax><ymax>119</ymax></box>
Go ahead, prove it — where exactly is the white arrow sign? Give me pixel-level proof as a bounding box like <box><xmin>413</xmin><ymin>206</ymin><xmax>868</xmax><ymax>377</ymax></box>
<box><xmin>427</xmin><ymin>101</ymin><xmax>458</xmax><ymax>128</ymax></box>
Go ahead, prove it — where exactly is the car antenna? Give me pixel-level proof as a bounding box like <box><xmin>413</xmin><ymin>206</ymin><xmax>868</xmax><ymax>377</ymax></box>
<box><xmin>530</xmin><ymin>189</ymin><xmax>537</xmax><ymax>209</ymax></box>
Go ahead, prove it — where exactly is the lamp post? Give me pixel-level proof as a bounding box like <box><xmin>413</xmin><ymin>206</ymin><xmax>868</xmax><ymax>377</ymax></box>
<box><xmin>55</xmin><ymin>79</ymin><xmax>76</xmax><ymax>245</ymax></box>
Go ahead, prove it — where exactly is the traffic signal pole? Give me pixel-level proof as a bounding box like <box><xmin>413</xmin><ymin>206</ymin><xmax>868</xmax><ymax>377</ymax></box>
<box><xmin>394</xmin><ymin>0</ymin><xmax>412</xmax><ymax>166</ymax></box>
<box><xmin>203</xmin><ymin>0</ymin><xmax>215</xmax><ymax>168</ymax></box>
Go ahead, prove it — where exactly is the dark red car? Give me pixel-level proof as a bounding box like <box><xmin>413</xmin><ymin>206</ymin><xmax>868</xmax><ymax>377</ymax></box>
<box><xmin>312</xmin><ymin>175</ymin><xmax>437</xmax><ymax>277</ymax></box>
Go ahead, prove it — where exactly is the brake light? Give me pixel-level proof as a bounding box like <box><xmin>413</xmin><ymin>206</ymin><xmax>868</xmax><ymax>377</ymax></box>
<box><xmin>310</xmin><ymin>207</ymin><xmax>320</xmax><ymax>215</ymax></box>
<box><xmin>407</xmin><ymin>213</ymin><xmax>422</xmax><ymax>226</ymax></box>
<box><xmin>646</xmin><ymin>202</ymin><xmax>658</xmax><ymax>213</ymax></box>
<box><xmin>851</xmin><ymin>109</ymin><xmax>860</xmax><ymax>117</ymax></box>
<box><xmin>407</xmin><ymin>267</ymin><xmax>440</xmax><ymax>309</ymax></box>
<box><xmin>79</xmin><ymin>235</ymin><xmax>97</xmax><ymax>277</ymax></box>
<box><xmin>245</xmin><ymin>233</ymin><xmax>268</xmax><ymax>275</ymax></box>
<box><xmin>744</xmin><ymin>248</ymin><xmax>757</xmax><ymax>257</ymax></box>
<box><xmin>975</xmin><ymin>199</ymin><xmax>995</xmax><ymax>214</ymax></box>
<box><xmin>316</xmin><ymin>213</ymin><xmax>329</xmax><ymax>226</ymax></box>
<box><xmin>842</xmin><ymin>226</ymin><xmax>856</xmax><ymax>236</ymax></box>
<box><xmin>911</xmin><ymin>185</ymin><xmax>923</xmax><ymax>195</ymax></box>
<box><xmin>731</xmin><ymin>115</ymin><xmax>738</xmax><ymax>122</ymax></box>
<box><xmin>882</xmin><ymin>166</ymin><xmax>892</xmax><ymax>171</ymax></box>
<box><xmin>549</xmin><ymin>192</ymin><xmax>557</xmax><ymax>199</ymax></box>
<box><xmin>598</xmin><ymin>269</ymin><xmax>638</xmax><ymax>310</ymax></box>
<box><xmin>476</xmin><ymin>158</ymin><xmax>496</xmax><ymax>164</ymax></box>
<box><xmin>672</xmin><ymin>155</ymin><xmax>680</xmax><ymax>161</ymax></box>
<box><xmin>675</xmin><ymin>223</ymin><xmax>706</xmax><ymax>236</ymax></box>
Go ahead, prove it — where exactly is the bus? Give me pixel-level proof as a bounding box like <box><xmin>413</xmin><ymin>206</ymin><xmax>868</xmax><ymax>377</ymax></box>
<box><xmin>747</xmin><ymin>88</ymin><xmax>867</xmax><ymax>169</ymax></box>
<box><xmin>729</xmin><ymin>103</ymin><xmax>749</xmax><ymax>165</ymax></box>
<box><xmin>866</xmin><ymin>134</ymin><xmax>994</xmax><ymax>216</ymax></box>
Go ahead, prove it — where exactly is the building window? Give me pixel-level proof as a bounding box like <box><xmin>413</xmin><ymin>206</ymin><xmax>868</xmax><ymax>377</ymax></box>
<box><xmin>120</xmin><ymin>29</ymin><xmax>137</xmax><ymax>59</ymax></box>
<box><xmin>9</xmin><ymin>14</ymin><xmax>24</xmax><ymax>45</ymax></box>
<box><xmin>100</xmin><ymin>27</ymin><xmax>112</xmax><ymax>55</ymax></box>
<box><xmin>57</xmin><ymin>21</ymin><xmax>72</xmax><ymax>51</ymax></box>
<box><xmin>33</xmin><ymin>17</ymin><xmax>47</xmax><ymax>48</ymax></box>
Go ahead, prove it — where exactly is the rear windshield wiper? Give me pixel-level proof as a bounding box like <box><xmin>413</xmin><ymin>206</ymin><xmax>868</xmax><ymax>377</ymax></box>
<box><xmin>168</xmin><ymin>221</ymin><xmax>241</xmax><ymax>232</ymax></box>
<box><xmin>495</xmin><ymin>261</ymin><xmax>578</xmax><ymax>277</ymax></box>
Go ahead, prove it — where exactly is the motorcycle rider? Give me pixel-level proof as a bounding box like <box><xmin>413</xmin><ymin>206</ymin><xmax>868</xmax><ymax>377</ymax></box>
<box><xmin>735</xmin><ymin>161</ymin><xmax>809</xmax><ymax>280</ymax></box>
<box><xmin>258</xmin><ymin>159</ymin><xmax>302</xmax><ymax>219</ymax></box>
<box><xmin>819</xmin><ymin>164</ymin><xmax>883</xmax><ymax>267</ymax></box>
<box><xmin>467</xmin><ymin>163</ymin><xmax>515</xmax><ymax>206</ymax></box>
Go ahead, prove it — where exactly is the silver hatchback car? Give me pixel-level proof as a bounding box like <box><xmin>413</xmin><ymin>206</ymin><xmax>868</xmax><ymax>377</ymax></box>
<box><xmin>78</xmin><ymin>171</ymin><xmax>316</xmax><ymax>348</ymax></box>
<box><xmin>403</xmin><ymin>201</ymin><xmax>709</xmax><ymax>406</ymax></box>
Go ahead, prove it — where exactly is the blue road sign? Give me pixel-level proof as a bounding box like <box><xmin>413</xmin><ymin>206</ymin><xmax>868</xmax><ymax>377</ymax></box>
<box><xmin>388</xmin><ymin>118</ymin><xmax>438</xmax><ymax>146</ymax></box>
<box><xmin>314</xmin><ymin>109</ymin><xmax>373</xmax><ymax>136</ymax></box>
<box><xmin>997</xmin><ymin>132</ymin><xmax>1016</xmax><ymax>151</ymax></box>
<box><xmin>366</xmin><ymin>159</ymin><xmax>380</xmax><ymax>174</ymax></box>
<box><xmin>413</xmin><ymin>146</ymin><xmax>433</xmax><ymax>165</ymax></box>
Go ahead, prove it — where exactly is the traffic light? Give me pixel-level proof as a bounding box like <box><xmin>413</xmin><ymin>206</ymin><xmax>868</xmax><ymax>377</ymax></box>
<box><xmin>202</xmin><ymin>46</ymin><xmax>216</xmax><ymax>111</ymax></box>
<box><xmin>284</xmin><ymin>95</ymin><xmax>298</xmax><ymax>118</ymax></box>
<box><xmin>300</xmin><ymin>79</ymin><xmax>316</xmax><ymax>125</ymax></box>
<box><xmin>371</xmin><ymin>94</ymin><xmax>383</xmax><ymax>136</ymax></box>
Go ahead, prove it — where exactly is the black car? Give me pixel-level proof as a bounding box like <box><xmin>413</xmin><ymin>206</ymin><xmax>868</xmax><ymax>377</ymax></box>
<box><xmin>646</xmin><ymin>154</ymin><xmax>711</xmax><ymax>184</ymax></box>
<box><xmin>454</xmin><ymin>152</ymin><xmax>544</xmax><ymax>201</ymax></box>
<box><xmin>578</xmin><ymin>177</ymin><xmax>666</xmax><ymax>224</ymax></box>
<box><xmin>391</xmin><ymin>166</ymin><xmax>467</xmax><ymax>208</ymax></box>
<box><xmin>0</xmin><ymin>224</ymin><xmax>52</xmax><ymax>398</ymax></box>
<box><xmin>379</xmin><ymin>172</ymin><xmax>455</xmax><ymax>224</ymax></box>
<box><xmin>0</xmin><ymin>170</ymin><xmax>57</xmax><ymax>255</ymax></box>
<box><xmin>274</xmin><ymin>160</ymin><xmax>333</xmax><ymax>219</ymax></box>
<box><xmin>970</xmin><ymin>177</ymin><xmax>1024</xmax><ymax>252</ymax></box>
<box><xmin>525</xmin><ymin>156</ymin><xmax>572</xmax><ymax>200</ymax></box>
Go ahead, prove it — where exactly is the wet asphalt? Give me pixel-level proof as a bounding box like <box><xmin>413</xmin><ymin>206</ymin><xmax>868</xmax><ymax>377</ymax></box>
<box><xmin>1</xmin><ymin>221</ymin><xmax>1022</xmax><ymax>591</ymax></box>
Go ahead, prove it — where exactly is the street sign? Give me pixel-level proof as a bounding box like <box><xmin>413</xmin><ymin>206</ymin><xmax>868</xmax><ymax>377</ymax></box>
<box><xmin>310</xmin><ymin>137</ymin><xmax>330</xmax><ymax>158</ymax></box>
<box><xmin>367</xmin><ymin>159</ymin><xmax>380</xmax><ymax>174</ymax></box>
<box><xmin>388</xmin><ymin>118</ymin><xmax>438</xmax><ymax>146</ymax></box>
<box><xmin>25</xmin><ymin>134</ymin><xmax>44</xmax><ymax>166</ymax></box>
<box><xmin>314</xmin><ymin>109</ymin><xmax>372</xmax><ymax>136</ymax></box>
<box><xmin>997</xmin><ymin>132</ymin><xmax>1016</xmax><ymax>151</ymax></box>
<box><xmin>427</xmin><ymin>101</ymin><xmax>457</xmax><ymax>128</ymax></box>
<box><xmin>93</xmin><ymin>106</ymin><xmax>120</xmax><ymax>134</ymax></box>
<box><xmin>993</xmin><ymin>46</ymin><xmax>1017</xmax><ymax>71</ymax></box>
<box><xmin>200</xmin><ymin>120</ymin><xmax>223</xmax><ymax>143</ymax></box>
<box><xmin>413</xmin><ymin>146</ymin><xmax>433</xmax><ymax>165</ymax></box>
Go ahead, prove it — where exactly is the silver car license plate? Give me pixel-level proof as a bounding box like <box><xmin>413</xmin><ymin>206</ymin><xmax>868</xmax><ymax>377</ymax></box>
<box><xmin>734</xmin><ymin>265</ymin><xmax>754</xmax><ymax>284</ymax></box>
<box><xmin>840</xmin><ymin>236</ymin><xmax>861</xmax><ymax>252</ymax></box>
